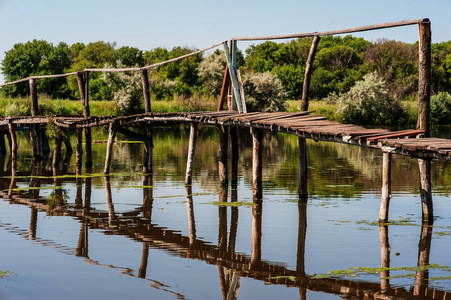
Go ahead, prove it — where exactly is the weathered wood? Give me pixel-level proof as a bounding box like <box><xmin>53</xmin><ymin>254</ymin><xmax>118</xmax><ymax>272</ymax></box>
<box><xmin>301</xmin><ymin>36</ymin><xmax>320</xmax><ymax>111</ymax></box>
<box><xmin>29</xmin><ymin>78</ymin><xmax>38</xmax><ymax>116</ymax></box>
<box><xmin>298</xmin><ymin>137</ymin><xmax>308</xmax><ymax>200</ymax></box>
<box><xmin>104</xmin><ymin>124</ymin><xmax>117</xmax><ymax>174</ymax></box>
<box><xmin>417</xmin><ymin>20</ymin><xmax>432</xmax><ymax>137</ymax></box>
<box><xmin>418</xmin><ymin>158</ymin><xmax>433</xmax><ymax>223</ymax></box>
<box><xmin>52</xmin><ymin>137</ymin><xmax>62</xmax><ymax>166</ymax></box>
<box><xmin>185</xmin><ymin>123</ymin><xmax>197</xmax><ymax>185</ymax></box>
<box><xmin>223</xmin><ymin>42</ymin><xmax>243</xmax><ymax>113</ymax></box>
<box><xmin>218</xmin><ymin>66</ymin><xmax>230</xmax><ymax>111</ymax></box>
<box><xmin>236</xmin><ymin>69</ymin><xmax>247</xmax><ymax>113</ymax></box>
<box><xmin>140</xmin><ymin>69</ymin><xmax>151</xmax><ymax>113</ymax></box>
<box><xmin>76</xmin><ymin>129</ymin><xmax>83</xmax><ymax>166</ymax></box>
<box><xmin>251</xmin><ymin>128</ymin><xmax>263</xmax><ymax>198</ymax></box>
<box><xmin>219</xmin><ymin>126</ymin><xmax>228</xmax><ymax>185</ymax></box>
<box><xmin>143</xmin><ymin>125</ymin><xmax>153</xmax><ymax>174</ymax></box>
<box><xmin>231</xmin><ymin>127</ymin><xmax>239</xmax><ymax>185</ymax></box>
<box><xmin>8</xmin><ymin>124</ymin><xmax>17</xmax><ymax>158</ymax></box>
<box><xmin>380</xmin><ymin>152</ymin><xmax>391</xmax><ymax>222</ymax></box>
<box><xmin>379</xmin><ymin>225</ymin><xmax>390</xmax><ymax>293</ymax></box>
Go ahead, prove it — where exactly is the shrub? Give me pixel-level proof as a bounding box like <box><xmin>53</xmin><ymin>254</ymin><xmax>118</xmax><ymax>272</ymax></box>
<box><xmin>198</xmin><ymin>52</ymin><xmax>227</xmax><ymax>96</ymax></box>
<box><xmin>431</xmin><ymin>92</ymin><xmax>451</xmax><ymax>125</ymax></box>
<box><xmin>333</xmin><ymin>72</ymin><xmax>406</xmax><ymax>125</ymax></box>
<box><xmin>243</xmin><ymin>72</ymin><xmax>287</xmax><ymax>112</ymax></box>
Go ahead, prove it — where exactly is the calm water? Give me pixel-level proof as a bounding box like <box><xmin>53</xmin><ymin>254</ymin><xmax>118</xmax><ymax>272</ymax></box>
<box><xmin>1</xmin><ymin>126</ymin><xmax>451</xmax><ymax>299</ymax></box>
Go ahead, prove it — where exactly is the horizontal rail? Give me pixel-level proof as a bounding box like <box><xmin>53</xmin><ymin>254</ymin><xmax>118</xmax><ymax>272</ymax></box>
<box><xmin>232</xmin><ymin>18</ymin><xmax>429</xmax><ymax>41</ymax></box>
<box><xmin>0</xmin><ymin>41</ymin><xmax>225</xmax><ymax>87</ymax></box>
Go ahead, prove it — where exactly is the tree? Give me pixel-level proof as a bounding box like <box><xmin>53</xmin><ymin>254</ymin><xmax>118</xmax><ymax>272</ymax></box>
<box><xmin>243</xmin><ymin>72</ymin><xmax>287</xmax><ymax>112</ymax></box>
<box><xmin>116</xmin><ymin>46</ymin><xmax>144</xmax><ymax>67</ymax></box>
<box><xmin>198</xmin><ymin>51</ymin><xmax>227</xmax><ymax>96</ymax></box>
<box><xmin>1</xmin><ymin>40</ymin><xmax>72</xmax><ymax>98</ymax></box>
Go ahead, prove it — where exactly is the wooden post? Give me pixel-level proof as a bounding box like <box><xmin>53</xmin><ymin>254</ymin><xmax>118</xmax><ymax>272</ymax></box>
<box><xmin>417</xmin><ymin>20</ymin><xmax>431</xmax><ymax>137</ymax></box>
<box><xmin>140</xmin><ymin>69</ymin><xmax>151</xmax><ymax>113</ymax></box>
<box><xmin>143</xmin><ymin>124</ymin><xmax>153</xmax><ymax>174</ymax></box>
<box><xmin>104</xmin><ymin>176</ymin><xmax>116</xmax><ymax>225</ymax></box>
<box><xmin>301</xmin><ymin>36</ymin><xmax>321</xmax><ymax>111</ymax></box>
<box><xmin>251</xmin><ymin>128</ymin><xmax>263</xmax><ymax>199</ymax></box>
<box><xmin>84</xmin><ymin>72</ymin><xmax>92</xmax><ymax>167</ymax></box>
<box><xmin>418</xmin><ymin>158</ymin><xmax>433</xmax><ymax>223</ymax></box>
<box><xmin>219</xmin><ymin>126</ymin><xmax>228</xmax><ymax>185</ymax></box>
<box><xmin>104</xmin><ymin>123</ymin><xmax>116</xmax><ymax>174</ymax></box>
<box><xmin>29</xmin><ymin>78</ymin><xmax>38</xmax><ymax>116</ymax></box>
<box><xmin>52</xmin><ymin>137</ymin><xmax>62</xmax><ymax>166</ymax></box>
<box><xmin>231</xmin><ymin>127</ymin><xmax>239</xmax><ymax>185</ymax></box>
<box><xmin>76</xmin><ymin>128</ymin><xmax>83</xmax><ymax>166</ymax></box>
<box><xmin>218</xmin><ymin>184</ymin><xmax>228</xmax><ymax>253</ymax></box>
<box><xmin>185</xmin><ymin>186</ymin><xmax>196</xmax><ymax>245</ymax></box>
<box><xmin>230</xmin><ymin>40</ymin><xmax>237</xmax><ymax>111</ymax></box>
<box><xmin>380</xmin><ymin>152</ymin><xmax>392</xmax><ymax>222</ymax></box>
<box><xmin>218</xmin><ymin>66</ymin><xmax>230</xmax><ymax>111</ymax></box>
<box><xmin>8</xmin><ymin>124</ymin><xmax>17</xmax><ymax>158</ymax></box>
<box><xmin>185</xmin><ymin>123</ymin><xmax>197</xmax><ymax>185</ymax></box>
<box><xmin>296</xmin><ymin>200</ymin><xmax>307</xmax><ymax>275</ymax></box>
<box><xmin>298</xmin><ymin>137</ymin><xmax>308</xmax><ymax>200</ymax></box>
<box><xmin>379</xmin><ymin>225</ymin><xmax>391</xmax><ymax>293</ymax></box>
<box><xmin>143</xmin><ymin>174</ymin><xmax>153</xmax><ymax>220</ymax></box>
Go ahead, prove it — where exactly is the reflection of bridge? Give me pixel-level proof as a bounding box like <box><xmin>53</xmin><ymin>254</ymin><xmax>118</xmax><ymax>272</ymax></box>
<box><xmin>0</xmin><ymin>157</ymin><xmax>449</xmax><ymax>300</ymax></box>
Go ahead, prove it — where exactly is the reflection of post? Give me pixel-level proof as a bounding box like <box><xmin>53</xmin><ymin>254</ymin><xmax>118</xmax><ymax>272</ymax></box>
<box><xmin>76</xmin><ymin>128</ymin><xmax>83</xmax><ymax>167</ymax></box>
<box><xmin>418</xmin><ymin>159</ymin><xmax>433</xmax><ymax>223</ymax></box>
<box><xmin>298</xmin><ymin>137</ymin><xmax>307</xmax><ymax>200</ymax></box>
<box><xmin>185</xmin><ymin>123</ymin><xmax>197</xmax><ymax>185</ymax></box>
<box><xmin>143</xmin><ymin>124</ymin><xmax>153</xmax><ymax>174</ymax></box>
<box><xmin>76</xmin><ymin>219</ymin><xmax>89</xmax><ymax>257</ymax></box>
<box><xmin>379</xmin><ymin>225</ymin><xmax>390</xmax><ymax>293</ymax></box>
<box><xmin>219</xmin><ymin>126</ymin><xmax>228</xmax><ymax>185</ymax></box>
<box><xmin>228</xmin><ymin>182</ymin><xmax>238</xmax><ymax>253</ymax></box>
<box><xmin>143</xmin><ymin>174</ymin><xmax>153</xmax><ymax>221</ymax></box>
<box><xmin>29</xmin><ymin>208</ymin><xmax>38</xmax><ymax>240</ymax></box>
<box><xmin>251</xmin><ymin>128</ymin><xmax>262</xmax><ymax>199</ymax></box>
<box><xmin>250</xmin><ymin>198</ymin><xmax>262</xmax><ymax>270</ymax></box>
<box><xmin>8</xmin><ymin>124</ymin><xmax>17</xmax><ymax>158</ymax></box>
<box><xmin>380</xmin><ymin>152</ymin><xmax>392</xmax><ymax>222</ymax></box>
<box><xmin>85</xmin><ymin>166</ymin><xmax>92</xmax><ymax>213</ymax></box>
<box><xmin>218</xmin><ymin>184</ymin><xmax>228</xmax><ymax>253</ymax></box>
<box><xmin>104</xmin><ymin>176</ymin><xmax>116</xmax><ymax>225</ymax></box>
<box><xmin>139</xmin><ymin>242</ymin><xmax>150</xmax><ymax>278</ymax></box>
<box><xmin>414</xmin><ymin>224</ymin><xmax>433</xmax><ymax>296</ymax></box>
<box><xmin>185</xmin><ymin>186</ymin><xmax>196</xmax><ymax>245</ymax></box>
<box><xmin>296</xmin><ymin>201</ymin><xmax>307</xmax><ymax>275</ymax></box>
<box><xmin>75</xmin><ymin>173</ymin><xmax>83</xmax><ymax>209</ymax></box>
<box><xmin>104</xmin><ymin>123</ymin><xmax>117</xmax><ymax>174</ymax></box>
<box><xmin>7</xmin><ymin>158</ymin><xmax>17</xmax><ymax>199</ymax></box>
<box><xmin>230</xmin><ymin>127</ymin><xmax>239</xmax><ymax>185</ymax></box>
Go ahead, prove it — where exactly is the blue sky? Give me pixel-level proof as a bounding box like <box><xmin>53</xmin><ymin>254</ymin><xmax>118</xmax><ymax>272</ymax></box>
<box><xmin>0</xmin><ymin>0</ymin><xmax>450</xmax><ymax>83</ymax></box>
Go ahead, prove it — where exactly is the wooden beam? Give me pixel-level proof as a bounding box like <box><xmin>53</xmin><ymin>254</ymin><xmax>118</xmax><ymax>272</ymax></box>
<box><xmin>185</xmin><ymin>123</ymin><xmax>197</xmax><ymax>185</ymax></box>
<box><xmin>223</xmin><ymin>42</ymin><xmax>243</xmax><ymax>113</ymax></box>
<box><xmin>417</xmin><ymin>20</ymin><xmax>432</xmax><ymax>137</ymax></box>
<box><xmin>104</xmin><ymin>124</ymin><xmax>117</xmax><ymax>174</ymax></box>
<box><xmin>301</xmin><ymin>36</ymin><xmax>320</xmax><ymax>111</ymax></box>
<box><xmin>29</xmin><ymin>78</ymin><xmax>38</xmax><ymax>116</ymax></box>
<box><xmin>218</xmin><ymin>66</ymin><xmax>230</xmax><ymax>111</ymax></box>
<box><xmin>379</xmin><ymin>152</ymin><xmax>391</xmax><ymax>222</ymax></box>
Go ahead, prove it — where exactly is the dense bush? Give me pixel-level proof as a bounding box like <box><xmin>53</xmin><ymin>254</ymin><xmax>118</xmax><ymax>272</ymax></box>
<box><xmin>333</xmin><ymin>72</ymin><xmax>406</xmax><ymax>126</ymax></box>
<box><xmin>431</xmin><ymin>92</ymin><xmax>451</xmax><ymax>125</ymax></box>
<box><xmin>243</xmin><ymin>72</ymin><xmax>287</xmax><ymax>112</ymax></box>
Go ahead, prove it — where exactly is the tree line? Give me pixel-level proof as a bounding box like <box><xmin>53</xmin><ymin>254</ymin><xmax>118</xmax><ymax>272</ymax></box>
<box><xmin>1</xmin><ymin>37</ymin><xmax>450</xmax><ymax>104</ymax></box>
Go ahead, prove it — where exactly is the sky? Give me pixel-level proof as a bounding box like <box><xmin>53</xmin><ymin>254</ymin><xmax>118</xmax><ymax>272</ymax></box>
<box><xmin>0</xmin><ymin>0</ymin><xmax>450</xmax><ymax>84</ymax></box>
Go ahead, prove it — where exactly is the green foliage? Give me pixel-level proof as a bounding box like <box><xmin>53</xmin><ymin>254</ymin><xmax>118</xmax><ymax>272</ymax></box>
<box><xmin>1</xmin><ymin>40</ymin><xmax>72</xmax><ymax>98</ymax></box>
<box><xmin>334</xmin><ymin>72</ymin><xmax>406</xmax><ymax>126</ymax></box>
<box><xmin>431</xmin><ymin>92</ymin><xmax>451</xmax><ymax>125</ymax></box>
<box><xmin>102</xmin><ymin>61</ymin><xmax>143</xmax><ymax>115</ymax></box>
<box><xmin>243</xmin><ymin>72</ymin><xmax>287</xmax><ymax>112</ymax></box>
<box><xmin>116</xmin><ymin>46</ymin><xmax>144</xmax><ymax>67</ymax></box>
<box><xmin>197</xmin><ymin>51</ymin><xmax>227</xmax><ymax>96</ymax></box>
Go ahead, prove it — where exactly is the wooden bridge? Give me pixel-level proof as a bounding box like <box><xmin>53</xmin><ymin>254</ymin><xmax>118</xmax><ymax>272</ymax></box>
<box><xmin>0</xmin><ymin>18</ymin><xmax>439</xmax><ymax>227</ymax></box>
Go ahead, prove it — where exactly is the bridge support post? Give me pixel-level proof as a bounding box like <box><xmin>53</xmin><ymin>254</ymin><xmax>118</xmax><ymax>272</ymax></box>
<box><xmin>140</xmin><ymin>69</ymin><xmax>151</xmax><ymax>113</ymax></box>
<box><xmin>298</xmin><ymin>137</ymin><xmax>308</xmax><ymax>200</ymax></box>
<box><xmin>380</xmin><ymin>152</ymin><xmax>392</xmax><ymax>222</ymax></box>
<box><xmin>185</xmin><ymin>123</ymin><xmax>197</xmax><ymax>185</ymax></box>
<box><xmin>417</xmin><ymin>20</ymin><xmax>431</xmax><ymax>137</ymax></box>
<box><xmin>52</xmin><ymin>137</ymin><xmax>62</xmax><ymax>166</ymax></box>
<box><xmin>7</xmin><ymin>124</ymin><xmax>17</xmax><ymax>158</ymax></box>
<box><xmin>219</xmin><ymin>126</ymin><xmax>228</xmax><ymax>185</ymax></box>
<box><xmin>418</xmin><ymin>158</ymin><xmax>433</xmax><ymax>223</ymax></box>
<box><xmin>76</xmin><ymin>129</ymin><xmax>83</xmax><ymax>167</ymax></box>
<box><xmin>104</xmin><ymin>123</ymin><xmax>116</xmax><ymax>174</ymax></box>
<box><xmin>143</xmin><ymin>124</ymin><xmax>153</xmax><ymax>174</ymax></box>
<box><xmin>251</xmin><ymin>128</ymin><xmax>262</xmax><ymax>199</ymax></box>
<box><xmin>231</xmin><ymin>126</ymin><xmax>239</xmax><ymax>185</ymax></box>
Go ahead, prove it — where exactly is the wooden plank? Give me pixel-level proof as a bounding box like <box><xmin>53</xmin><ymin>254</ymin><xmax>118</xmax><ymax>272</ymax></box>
<box><xmin>366</xmin><ymin>130</ymin><xmax>424</xmax><ymax>142</ymax></box>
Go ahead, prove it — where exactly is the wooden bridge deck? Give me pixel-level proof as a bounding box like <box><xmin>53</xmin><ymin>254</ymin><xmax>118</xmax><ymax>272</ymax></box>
<box><xmin>2</xmin><ymin>110</ymin><xmax>450</xmax><ymax>160</ymax></box>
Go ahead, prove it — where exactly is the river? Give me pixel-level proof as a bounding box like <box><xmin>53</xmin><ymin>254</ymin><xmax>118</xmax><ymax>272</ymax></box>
<box><xmin>1</xmin><ymin>125</ymin><xmax>451</xmax><ymax>299</ymax></box>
